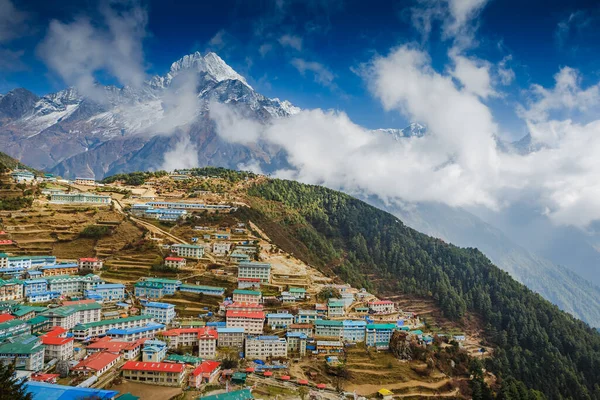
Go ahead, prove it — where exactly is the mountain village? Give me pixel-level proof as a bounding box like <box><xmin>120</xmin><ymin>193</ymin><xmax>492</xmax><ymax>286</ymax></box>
<box><xmin>0</xmin><ymin>167</ymin><xmax>484</xmax><ymax>400</ymax></box>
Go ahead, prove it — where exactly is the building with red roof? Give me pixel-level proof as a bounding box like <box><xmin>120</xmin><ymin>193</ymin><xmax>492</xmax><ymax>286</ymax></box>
<box><xmin>78</xmin><ymin>257</ymin><xmax>103</xmax><ymax>271</ymax></box>
<box><xmin>121</xmin><ymin>361</ymin><xmax>187</xmax><ymax>387</ymax></box>
<box><xmin>41</xmin><ymin>326</ymin><xmax>74</xmax><ymax>361</ymax></box>
<box><xmin>30</xmin><ymin>373</ymin><xmax>59</xmax><ymax>383</ymax></box>
<box><xmin>0</xmin><ymin>313</ymin><xmax>15</xmax><ymax>323</ymax></box>
<box><xmin>86</xmin><ymin>337</ymin><xmax>146</xmax><ymax>360</ymax></box>
<box><xmin>189</xmin><ymin>360</ymin><xmax>221</xmax><ymax>387</ymax></box>
<box><xmin>71</xmin><ymin>351</ymin><xmax>121</xmax><ymax>377</ymax></box>
<box><xmin>226</xmin><ymin>302</ymin><xmax>263</xmax><ymax>312</ymax></box>
<box><xmin>237</xmin><ymin>277</ymin><xmax>261</xmax><ymax>290</ymax></box>
<box><xmin>225</xmin><ymin>310</ymin><xmax>265</xmax><ymax>335</ymax></box>
<box><xmin>164</xmin><ymin>256</ymin><xmax>186</xmax><ymax>269</ymax></box>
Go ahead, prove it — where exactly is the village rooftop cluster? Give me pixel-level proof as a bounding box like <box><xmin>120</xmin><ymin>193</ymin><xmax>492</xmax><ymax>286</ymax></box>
<box><xmin>0</xmin><ymin>170</ymin><xmax>467</xmax><ymax>400</ymax></box>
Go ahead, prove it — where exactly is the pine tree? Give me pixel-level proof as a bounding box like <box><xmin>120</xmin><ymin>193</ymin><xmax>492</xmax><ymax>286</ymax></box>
<box><xmin>0</xmin><ymin>361</ymin><xmax>33</xmax><ymax>400</ymax></box>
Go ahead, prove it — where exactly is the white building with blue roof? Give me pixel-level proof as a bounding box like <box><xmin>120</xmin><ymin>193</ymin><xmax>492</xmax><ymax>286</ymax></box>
<box><xmin>286</xmin><ymin>332</ymin><xmax>308</xmax><ymax>356</ymax></box>
<box><xmin>23</xmin><ymin>279</ymin><xmax>48</xmax><ymax>296</ymax></box>
<box><xmin>106</xmin><ymin>321</ymin><xmax>165</xmax><ymax>342</ymax></box>
<box><xmin>245</xmin><ymin>335</ymin><xmax>288</xmax><ymax>360</ymax></box>
<box><xmin>143</xmin><ymin>301</ymin><xmax>176</xmax><ymax>324</ymax></box>
<box><xmin>86</xmin><ymin>283</ymin><xmax>125</xmax><ymax>302</ymax></box>
<box><xmin>266</xmin><ymin>313</ymin><xmax>294</xmax><ymax>329</ymax></box>
<box><xmin>142</xmin><ymin>339</ymin><xmax>168</xmax><ymax>362</ymax></box>
<box><xmin>342</xmin><ymin>320</ymin><xmax>367</xmax><ymax>342</ymax></box>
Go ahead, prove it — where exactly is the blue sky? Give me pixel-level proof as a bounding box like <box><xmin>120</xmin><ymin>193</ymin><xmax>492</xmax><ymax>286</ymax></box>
<box><xmin>2</xmin><ymin>0</ymin><xmax>600</xmax><ymax>135</ymax></box>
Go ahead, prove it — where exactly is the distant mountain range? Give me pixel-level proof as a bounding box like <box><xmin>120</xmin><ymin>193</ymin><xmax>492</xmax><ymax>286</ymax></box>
<box><xmin>0</xmin><ymin>51</ymin><xmax>298</xmax><ymax>179</ymax></box>
<box><xmin>1</xmin><ymin>50</ymin><xmax>599</xmax><ymax>327</ymax></box>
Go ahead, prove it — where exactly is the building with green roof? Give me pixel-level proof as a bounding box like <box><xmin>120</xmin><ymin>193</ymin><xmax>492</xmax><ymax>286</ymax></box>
<box><xmin>232</xmin><ymin>289</ymin><xmax>261</xmax><ymax>303</ymax></box>
<box><xmin>198</xmin><ymin>389</ymin><xmax>253</xmax><ymax>400</ymax></box>
<box><xmin>116</xmin><ymin>393</ymin><xmax>140</xmax><ymax>400</ymax></box>
<box><xmin>365</xmin><ymin>324</ymin><xmax>396</xmax><ymax>348</ymax></box>
<box><xmin>135</xmin><ymin>278</ymin><xmax>181</xmax><ymax>298</ymax></box>
<box><xmin>72</xmin><ymin>314</ymin><xmax>154</xmax><ymax>341</ymax></box>
<box><xmin>0</xmin><ymin>334</ymin><xmax>45</xmax><ymax>371</ymax></box>
<box><xmin>12</xmin><ymin>305</ymin><xmax>48</xmax><ymax>319</ymax></box>
<box><xmin>0</xmin><ymin>319</ymin><xmax>31</xmax><ymax>341</ymax></box>
<box><xmin>0</xmin><ymin>278</ymin><xmax>24</xmax><ymax>301</ymax></box>
<box><xmin>327</xmin><ymin>299</ymin><xmax>345</xmax><ymax>317</ymax></box>
<box><xmin>26</xmin><ymin>315</ymin><xmax>50</xmax><ymax>333</ymax></box>
<box><xmin>180</xmin><ymin>284</ymin><xmax>224</xmax><ymax>297</ymax></box>
<box><xmin>41</xmin><ymin>302</ymin><xmax>102</xmax><ymax>330</ymax></box>
<box><xmin>315</xmin><ymin>319</ymin><xmax>343</xmax><ymax>338</ymax></box>
<box><xmin>165</xmin><ymin>353</ymin><xmax>203</xmax><ymax>366</ymax></box>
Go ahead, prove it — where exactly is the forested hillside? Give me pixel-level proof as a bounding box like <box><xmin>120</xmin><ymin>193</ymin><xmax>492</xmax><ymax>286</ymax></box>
<box><xmin>244</xmin><ymin>178</ymin><xmax>600</xmax><ymax>399</ymax></box>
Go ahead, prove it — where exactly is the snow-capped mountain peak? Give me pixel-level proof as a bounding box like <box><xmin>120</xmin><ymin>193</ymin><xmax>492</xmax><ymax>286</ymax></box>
<box><xmin>373</xmin><ymin>123</ymin><xmax>427</xmax><ymax>140</ymax></box>
<box><xmin>167</xmin><ymin>51</ymin><xmax>252</xmax><ymax>89</ymax></box>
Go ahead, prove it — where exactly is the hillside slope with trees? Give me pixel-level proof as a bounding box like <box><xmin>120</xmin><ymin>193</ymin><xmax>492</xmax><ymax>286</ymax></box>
<box><xmin>243</xmin><ymin>178</ymin><xmax>600</xmax><ymax>399</ymax></box>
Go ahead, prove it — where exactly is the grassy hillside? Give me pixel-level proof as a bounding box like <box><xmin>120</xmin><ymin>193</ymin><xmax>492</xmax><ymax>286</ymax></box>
<box><xmin>0</xmin><ymin>151</ymin><xmax>38</xmax><ymax>174</ymax></box>
<box><xmin>243</xmin><ymin>178</ymin><xmax>600</xmax><ymax>400</ymax></box>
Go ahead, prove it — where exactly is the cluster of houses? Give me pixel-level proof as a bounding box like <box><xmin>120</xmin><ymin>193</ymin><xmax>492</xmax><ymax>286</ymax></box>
<box><xmin>130</xmin><ymin>201</ymin><xmax>234</xmax><ymax>222</ymax></box>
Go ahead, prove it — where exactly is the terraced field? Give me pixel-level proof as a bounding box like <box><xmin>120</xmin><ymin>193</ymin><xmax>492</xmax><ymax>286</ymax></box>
<box><xmin>342</xmin><ymin>346</ymin><xmax>460</xmax><ymax>397</ymax></box>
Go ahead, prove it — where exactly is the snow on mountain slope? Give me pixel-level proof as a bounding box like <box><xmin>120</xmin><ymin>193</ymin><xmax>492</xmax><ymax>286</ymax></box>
<box><xmin>0</xmin><ymin>51</ymin><xmax>301</xmax><ymax>173</ymax></box>
<box><xmin>372</xmin><ymin>122</ymin><xmax>427</xmax><ymax>139</ymax></box>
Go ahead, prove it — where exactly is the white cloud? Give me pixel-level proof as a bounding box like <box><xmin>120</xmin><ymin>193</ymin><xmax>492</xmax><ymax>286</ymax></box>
<box><xmin>259</xmin><ymin>43</ymin><xmax>273</xmax><ymax>57</ymax></box>
<box><xmin>278</xmin><ymin>34</ymin><xmax>303</xmax><ymax>51</ymax></box>
<box><xmin>209</xmin><ymin>29</ymin><xmax>227</xmax><ymax>50</ymax></box>
<box><xmin>449</xmin><ymin>52</ymin><xmax>495</xmax><ymax>98</ymax></box>
<box><xmin>519</xmin><ymin>67</ymin><xmax>600</xmax><ymax>123</ymax></box>
<box><xmin>411</xmin><ymin>0</ymin><xmax>489</xmax><ymax>46</ymax></box>
<box><xmin>149</xmin><ymin>70</ymin><xmax>200</xmax><ymax>134</ymax></box>
<box><xmin>497</xmin><ymin>55</ymin><xmax>515</xmax><ymax>85</ymax></box>
<box><xmin>291</xmin><ymin>58</ymin><xmax>335</xmax><ymax>88</ymax></box>
<box><xmin>445</xmin><ymin>0</ymin><xmax>488</xmax><ymax>38</ymax></box>
<box><xmin>210</xmin><ymin>44</ymin><xmax>600</xmax><ymax>229</ymax></box>
<box><xmin>37</xmin><ymin>1</ymin><xmax>147</xmax><ymax>101</ymax></box>
<box><xmin>0</xmin><ymin>0</ymin><xmax>28</xmax><ymax>43</ymax></box>
<box><xmin>160</xmin><ymin>134</ymin><xmax>199</xmax><ymax>171</ymax></box>
<box><xmin>555</xmin><ymin>11</ymin><xmax>588</xmax><ymax>48</ymax></box>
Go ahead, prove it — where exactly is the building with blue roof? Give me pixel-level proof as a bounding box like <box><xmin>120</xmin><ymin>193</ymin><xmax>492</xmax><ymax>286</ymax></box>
<box><xmin>216</xmin><ymin>326</ymin><xmax>245</xmax><ymax>348</ymax></box>
<box><xmin>25</xmin><ymin>381</ymin><xmax>119</xmax><ymax>400</ymax></box>
<box><xmin>342</xmin><ymin>320</ymin><xmax>367</xmax><ymax>342</ymax></box>
<box><xmin>266</xmin><ymin>313</ymin><xmax>294</xmax><ymax>329</ymax></box>
<box><xmin>88</xmin><ymin>283</ymin><xmax>125</xmax><ymax>301</ymax></box>
<box><xmin>27</xmin><ymin>290</ymin><xmax>61</xmax><ymax>303</ymax></box>
<box><xmin>142</xmin><ymin>301</ymin><xmax>176</xmax><ymax>324</ymax></box>
<box><xmin>106</xmin><ymin>322</ymin><xmax>165</xmax><ymax>341</ymax></box>
<box><xmin>0</xmin><ymin>266</ymin><xmax>26</xmax><ymax>278</ymax></box>
<box><xmin>23</xmin><ymin>279</ymin><xmax>48</xmax><ymax>296</ymax></box>
<box><xmin>142</xmin><ymin>339</ymin><xmax>168</xmax><ymax>362</ymax></box>
<box><xmin>245</xmin><ymin>336</ymin><xmax>287</xmax><ymax>360</ymax></box>
<box><xmin>286</xmin><ymin>332</ymin><xmax>308</xmax><ymax>356</ymax></box>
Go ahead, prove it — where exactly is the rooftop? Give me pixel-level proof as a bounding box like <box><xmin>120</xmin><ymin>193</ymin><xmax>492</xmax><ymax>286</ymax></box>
<box><xmin>106</xmin><ymin>322</ymin><xmax>165</xmax><ymax>335</ymax></box>
<box><xmin>25</xmin><ymin>381</ymin><xmax>118</xmax><ymax>400</ymax></box>
<box><xmin>0</xmin><ymin>335</ymin><xmax>43</xmax><ymax>354</ymax></box>
<box><xmin>267</xmin><ymin>313</ymin><xmax>294</xmax><ymax>318</ymax></box>
<box><xmin>73</xmin><ymin>314</ymin><xmax>152</xmax><ymax>330</ymax></box>
<box><xmin>191</xmin><ymin>360</ymin><xmax>221</xmax><ymax>376</ymax></box>
<box><xmin>233</xmin><ymin>289</ymin><xmax>261</xmax><ymax>296</ymax></box>
<box><xmin>226</xmin><ymin>310</ymin><xmax>265</xmax><ymax>319</ymax></box>
<box><xmin>73</xmin><ymin>351</ymin><xmax>120</xmax><ymax>371</ymax></box>
<box><xmin>197</xmin><ymin>389</ymin><xmax>254</xmax><ymax>400</ymax></box>
<box><xmin>143</xmin><ymin>301</ymin><xmax>175</xmax><ymax>309</ymax></box>
<box><xmin>122</xmin><ymin>361</ymin><xmax>186</xmax><ymax>372</ymax></box>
